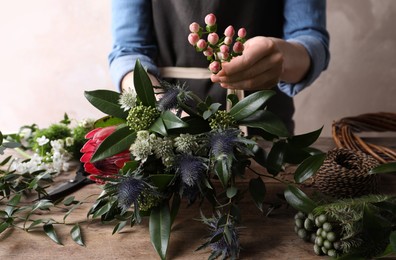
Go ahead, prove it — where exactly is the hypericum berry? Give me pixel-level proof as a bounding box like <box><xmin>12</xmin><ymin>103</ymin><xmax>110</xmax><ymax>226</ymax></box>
<box><xmin>188</xmin><ymin>33</ymin><xmax>200</xmax><ymax>46</ymax></box>
<box><xmin>189</xmin><ymin>22</ymin><xmax>200</xmax><ymax>33</ymax></box>
<box><xmin>207</xmin><ymin>33</ymin><xmax>219</xmax><ymax>45</ymax></box>
<box><xmin>196</xmin><ymin>39</ymin><xmax>207</xmax><ymax>51</ymax></box>
<box><xmin>237</xmin><ymin>28</ymin><xmax>247</xmax><ymax>38</ymax></box>
<box><xmin>203</xmin><ymin>47</ymin><xmax>213</xmax><ymax>57</ymax></box>
<box><xmin>209</xmin><ymin>61</ymin><xmax>221</xmax><ymax>74</ymax></box>
<box><xmin>205</xmin><ymin>13</ymin><xmax>216</xmax><ymax>26</ymax></box>
<box><xmin>220</xmin><ymin>45</ymin><xmax>229</xmax><ymax>53</ymax></box>
<box><xmin>224</xmin><ymin>25</ymin><xmax>235</xmax><ymax>37</ymax></box>
<box><xmin>224</xmin><ymin>36</ymin><xmax>233</xmax><ymax>45</ymax></box>
<box><xmin>233</xmin><ymin>41</ymin><xmax>244</xmax><ymax>54</ymax></box>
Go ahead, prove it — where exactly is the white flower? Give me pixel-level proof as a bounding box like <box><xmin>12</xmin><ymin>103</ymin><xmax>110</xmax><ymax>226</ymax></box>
<box><xmin>65</xmin><ymin>137</ymin><xmax>74</xmax><ymax>147</ymax></box>
<box><xmin>174</xmin><ymin>133</ymin><xmax>199</xmax><ymax>154</ymax></box>
<box><xmin>129</xmin><ymin>130</ymin><xmax>156</xmax><ymax>162</ymax></box>
<box><xmin>37</xmin><ymin>136</ymin><xmax>50</xmax><ymax>146</ymax></box>
<box><xmin>119</xmin><ymin>88</ymin><xmax>137</xmax><ymax>111</ymax></box>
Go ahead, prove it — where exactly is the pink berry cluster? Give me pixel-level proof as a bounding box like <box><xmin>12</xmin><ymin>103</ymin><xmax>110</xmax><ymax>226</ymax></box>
<box><xmin>188</xmin><ymin>13</ymin><xmax>247</xmax><ymax>74</ymax></box>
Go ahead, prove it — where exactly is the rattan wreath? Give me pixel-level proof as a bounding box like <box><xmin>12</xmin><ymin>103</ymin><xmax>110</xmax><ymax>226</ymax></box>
<box><xmin>332</xmin><ymin>112</ymin><xmax>396</xmax><ymax>163</ymax></box>
<box><xmin>313</xmin><ymin>148</ymin><xmax>380</xmax><ymax>198</ymax></box>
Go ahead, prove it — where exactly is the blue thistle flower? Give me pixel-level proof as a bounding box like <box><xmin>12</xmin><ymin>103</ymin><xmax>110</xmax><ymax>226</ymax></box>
<box><xmin>175</xmin><ymin>154</ymin><xmax>208</xmax><ymax>187</ymax></box>
<box><xmin>199</xmin><ymin>213</ymin><xmax>241</xmax><ymax>259</ymax></box>
<box><xmin>117</xmin><ymin>176</ymin><xmax>147</xmax><ymax>212</ymax></box>
<box><xmin>157</xmin><ymin>81</ymin><xmax>190</xmax><ymax>111</ymax></box>
<box><xmin>209</xmin><ymin>129</ymin><xmax>241</xmax><ymax>159</ymax></box>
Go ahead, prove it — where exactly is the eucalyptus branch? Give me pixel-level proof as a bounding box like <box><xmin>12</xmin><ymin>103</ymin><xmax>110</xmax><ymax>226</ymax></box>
<box><xmin>247</xmin><ymin>166</ymin><xmax>292</xmax><ymax>185</ymax></box>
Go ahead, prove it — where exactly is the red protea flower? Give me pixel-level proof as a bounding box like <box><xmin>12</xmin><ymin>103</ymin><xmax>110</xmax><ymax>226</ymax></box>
<box><xmin>80</xmin><ymin>126</ymin><xmax>131</xmax><ymax>183</ymax></box>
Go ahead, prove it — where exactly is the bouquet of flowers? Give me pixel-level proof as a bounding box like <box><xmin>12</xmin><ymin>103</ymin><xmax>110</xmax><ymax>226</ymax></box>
<box><xmin>79</xmin><ymin>14</ymin><xmax>326</xmax><ymax>258</ymax></box>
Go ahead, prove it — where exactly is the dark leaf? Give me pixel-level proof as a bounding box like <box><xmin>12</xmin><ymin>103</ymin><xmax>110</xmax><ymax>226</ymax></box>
<box><xmin>226</xmin><ymin>186</ymin><xmax>238</xmax><ymax>199</ymax></box>
<box><xmin>149</xmin><ymin>203</ymin><xmax>171</xmax><ymax>260</ymax></box>
<box><xmin>161</xmin><ymin>110</ymin><xmax>188</xmax><ymax>130</ymax></box>
<box><xmin>266</xmin><ymin>141</ymin><xmax>287</xmax><ymax>175</ymax></box>
<box><xmin>92</xmin><ymin>202</ymin><xmax>112</xmax><ymax>219</ymax></box>
<box><xmin>227</xmin><ymin>94</ymin><xmax>239</xmax><ymax>107</ymax></box>
<box><xmin>133</xmin><ymin>60</ymin><xmax>156</xmax><ymax>107</ymax></box>
<box><xmin>369</xmin><ymin>162</ymin><xmax>396</xmax><ymax>174</ymax></box>
<box><xmin>94</xmin><ymin>116</ymin><xmax>126</xmax><ymax>128</ymax></box>
<box><xmin>84</xmin><ymin>90</ymin><xmax>128</xmax><ymax>119</ymax></box>
<box><xmin>390</xmin><ymin>231</ymin><xmax>396</xmax><ymax>252</ymax></box>
<box><xmin>43</xmin><ymin>224</ymin><xmax>63</xmax><ymax>245</ymax></box>
<box><xmin>283</xmin><ymin>144</ymin><xmax>312</xmax><ymax>164</ymax></box>
<box><xmin>112</xmin><ymin>221</ymin><xmax>127</xmax><ymax>234</ymax></box>
<box><xmin>284</xmin><ymin>185</ymin><xmax>317</xmax><ymax>214</ymax></box>
<box><xmin>214</xmin><ymin>158</ymin><xmax>231</xmax><ymax>187</ymax></box>
<box><xmin>170</xmin><ymin>194</ymin><xmax>181</xmax><ymax>226</ymax></box>
<box><xmin>287</xmin><ymin>126</ymin><xmax>323</xmax><ymax>148</ymax></box>
<box><xmin>91</xmin><ymin>125</ymin><xmax>135</xmax><ymax>162</ymax></box>
<box><xmin>0</xmin><ymin>222</ymin><xmax>10</xmax><ymax>234</ymax></box>
<box><xmin>249</xmin><ymin>177</ymin><xmax>266</xmax><ymax>212</ymax></box>
<box><xmin>150</xmin><ymin>117</ymin><xmax>167</xmax><ymax>136</ymax></box>
<box><xmin>149</xmin><ymin>174</ymin><xmax>175</xmax><ymax>191</ymax></box>
<box><xmin>70</xmin><ymin>224</ymin><xmax>85</xmax><ymax>246</ymax></box>
<box><xmin>229</xmin><ymin>90</ymin><xmax>275</xmax><ymax>121</ymax></box>
<box><xmin>294</xmin><ymin>153</ymin><xmax>326</xmax><ymax>184</ymax></box>
<box><xmin>239</xmin><ymin>110</ymin><xmax>290</xmax><ymax>137</ymax></box>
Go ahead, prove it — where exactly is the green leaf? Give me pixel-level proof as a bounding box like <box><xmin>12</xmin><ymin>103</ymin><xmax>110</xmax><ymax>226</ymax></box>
<box><xmin>133</xmin><ymin>60</ymin><xmax>156</xmax><ymax>107</ymax></box>
<box><xmin>70</xmin><ymin>224</ymin><xmax>85</xmax><ymax>246</ymax></box>
<box><xmin>94</xmin><ymin>116</ymin><xmax>126</xmax><ymax>128</ymax></box>
<box><xmin>266</xmin><ymin>141</ymin><xmax>287</xmax><ymax>175</ymax></box>
<box><xmin>239</xmin><ymin>110</ymin><xmax>290</xmax><ymax>137</ymax></box>
<box><xmin>214</xmin><ymin>157</ymin><xmax>231</xmax><ymax>187</ymax></box>
<box><xmin>390</xmin><ymin>230</ymin><xmax>396</xmax><ymax>252</ymax></box>
<box><xmin>287</xmin><ymin>126</ymin><xmax>323</xmax><ymax>148</ymax></box>
<box><xmin>28</xmin><ymin>219</ymin><xmax>44</xmax><ymax>230</ymax></box>
<box><xmin>112</xmin><ymin>221</ymin><xmax>127</xmax><ymax>234</ymax></box>
<box><xmin>0</xmin><ymin>155</ymin><xmax>12</xmax><ymax>166</ymax></box>
<box><xmin>149</xmin><ymin>203</ymin><xmax>171</xmax><ymax>260</ymax></box>
<box><xmin>91</xmin><ymin>125</ymin><xmax>135</xmax><ymax>162</ymax></box>
<box><xmin>149</xmin><ymin>174</ymin><xmax>175</xmax><ymax>191</ymax></box>
<box><xmin>369</xmin><ymin>162</ymin><xmax>396</xmax><ymax>174</ymax></box>
<box><xmin>229</xmin><ymin>90</ymin><xmax>275</xmax><ymax>121</ymax></box>
<box><xmin>0</xmin><ymin>222</ymin><xmax>10</xmax><ymax>234</ymax></box>
<box><xmin>92</xmin><ymin>202</ymin><xmax>112</xmax><ymax>219</ymax></box>
<box><xmin>283</xmin><ymin>144</ymin><xmax>311</xmax><ymax>164</ymax></box>
<box><xmin>150</xmin><ymin>117</ymin><xmax>168</xmax><ymax>136</ymax></box>
<box><xmin>63</xmin><ymin>196</ymin><xmax>76</xmax><ymax>206</ymax></box>
<box><xmin>5</xmin><ymin>193</ymin><xmax>22</xmax><ymax>216</ymax></box>
<box><xmin>161</xmin><ymin>110</ymin><xmax>188</xmax><ymax>130</ymax></box>
<box><xmin>43</xmin><ymin>224</ymin><xmax>63</xmax><ymax>245</ymax></box>
<box><xmin>84</xmin><ymin>90</ymin><xmax>128</xmax><ymax>119</ymax></box>
<box><xmin>249</xmin><ymin>177</ymin><xmax>266</xmax><ymax>212</ymax></box>
<box><xmin>294</xmin><ymin>153</ymin><xmax>326</xmax><ymax>184</ymax></box>
<box><xmin>284</xmin><ymin>185</ymin><xmax>317</xmax><ymax>214</ymax></box>
<box><xmin>227</xmin><ymin>94</ymin><xmax>239</xmax><ymax>107</ymax></box>
<box><xmin>226</xmin><ymin>186</ymin><xmax>238</xmax><ymax>199</ymax></box>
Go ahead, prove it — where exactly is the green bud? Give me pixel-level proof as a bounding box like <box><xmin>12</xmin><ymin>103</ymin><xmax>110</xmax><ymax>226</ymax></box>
<box><xmin>316</xmin><ymin>228</ymin><xmax>323</xmax><ymax>236</ymax></box>
<box><xmin>327</xmin><ymin>249</ymin><xmax>337</xmax><ymax>257</ymax></box>
<box><xmin>322</xmin><ymin>222</ymin><xmax>333</xmax><ymax>232</ymax></box>
<box><xmin>304</xmin><ymin>218</ymin><xmax>315</xmax><ymax>231</ymax></box>
<box><xmin>315</xmin><ymin>236</ymin><xmax>324</xmax><ymax>247</ymax></box>
<box><xmin>326</xmin><ymin>231</ymin><xmax>337</xmax><ymax>242</ymax></box>
<box><xmin>310</xmin><ymin>233</ymin><xmax>317</xmax><ymax>244</ymax></box>
<box><xmin>295</xmin><ymin>218</ymin><xmax>304</xmax><ymax>229</ymax></box>
<box><xmin>297</xmin><ymin>228</ymin><xmax>309</xmax><ymax>241</ymax></box>
<box><xmin>323</xmin><ymin>240</ymin><xmax>333</xmax><ymax>250</ymax></box>
<box><xmin>313</xmin><ymin>244</ymin><xmax>323</xmax><ymax>256</ymax></box>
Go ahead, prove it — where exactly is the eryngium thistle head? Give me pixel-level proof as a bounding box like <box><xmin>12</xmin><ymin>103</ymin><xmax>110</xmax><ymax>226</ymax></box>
<box><xmin>157</xmin><ymin>81</ymin><xmax>189</xmax><ymax>111</ymax></box>
<box><xmin>209</xmin><ymin>110</ymin><xmax>236</xmax><ymax>130</ymax></box>
<box><xmin>175</xmin><ymin>154</ymin><xmax>207</xmax><ymax>187</ymax></box>
<box><xmin>209</xmin><ymin>225</ymin><xmax>240</xmax><ymax>259</ymax></box>
<box><xmin>126</xmin><ymin>104</ymin><xmax>160</xmax><ymax>132</ymax></box>
<box><xmin>209</xmin><ymin>129</ymin><xmax>241</xmax><ymax>159</ymax></box>
<box><xmin>117</xmin><ymin>176</ymin><xmax>146</xmax><ymax>212</ymax></box>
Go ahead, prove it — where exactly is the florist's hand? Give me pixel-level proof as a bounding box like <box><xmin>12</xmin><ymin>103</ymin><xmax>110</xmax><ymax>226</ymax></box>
<box><xmin>211</xmin><ymin>36</ymin><xmax>283</xmax><ymax>91</ymax></box>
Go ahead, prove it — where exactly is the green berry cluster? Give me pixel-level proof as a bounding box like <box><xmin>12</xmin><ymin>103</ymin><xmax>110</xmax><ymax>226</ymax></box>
<box><xmin>294</xmin><ymin>211</ymin><xmax>341</xmax><ymax>258</ymax></box>
<box><xmin>138</xmin><ymin>189</ymin><xmax>161</xmax><ymax>212</ymax></box>
<box><xmin>209</xmin><ymin>110</ymin><xmax>236</xmax><ymax>130</ymax></box>
<box><xmin>126</xmin><ymin>105</ymin><xmax>160</xmax><ymax>132</ymax></box>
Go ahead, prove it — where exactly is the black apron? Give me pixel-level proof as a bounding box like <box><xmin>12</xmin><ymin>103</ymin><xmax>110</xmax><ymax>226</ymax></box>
<box><xmin>151</xmin><ymin>0</ymin><xmax>295</xmax><ymax>134</ymax></box>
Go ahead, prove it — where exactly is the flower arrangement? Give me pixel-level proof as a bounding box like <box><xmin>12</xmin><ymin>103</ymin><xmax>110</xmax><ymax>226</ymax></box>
<box><xmin>77</xmin><ymin>14</ymin><xmax>327</xmax><ymax>258</ymax></box>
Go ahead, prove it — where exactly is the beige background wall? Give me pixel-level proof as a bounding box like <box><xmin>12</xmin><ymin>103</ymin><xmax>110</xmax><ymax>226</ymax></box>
<box><xmin>1</xmin><ymin>0</ymin><xmax>395</xmax><ymax>137</ymax></box>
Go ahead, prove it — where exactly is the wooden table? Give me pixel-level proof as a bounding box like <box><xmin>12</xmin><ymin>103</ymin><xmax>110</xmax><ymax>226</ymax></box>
<box><xmin>1</xmin><ymin>138</ymin><xmax>395</xmax><ymax>260</ymax></box>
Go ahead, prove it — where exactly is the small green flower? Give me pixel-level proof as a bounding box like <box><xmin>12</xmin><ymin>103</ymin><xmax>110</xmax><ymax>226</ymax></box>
<box><xmin>138</xmin><ymin>189</ymin><xmax>162</xmax><ymax>212</ymax></box>
<box><xmin>174</xmin><ymin>133</ymin><xmax>199</xmax><ymax>154</ymax></box>
<box><xmin>153</xmin><ymin>137</ymin><xmax>174</xmax><ymax>168</ymax></box>
<box><xmin>130</xmin><ymin>130</ymin><xmax>156</xmax><ymax>162</ymax></box>
<box><xmin>126</xmin><ymin>104</ymin><xmax>160</xmax><ymax>132</ymax></box>
<box><xmin>209</xmin><ymin>110</ymin><xmax>236</xmax><ymax>130</ymax></box>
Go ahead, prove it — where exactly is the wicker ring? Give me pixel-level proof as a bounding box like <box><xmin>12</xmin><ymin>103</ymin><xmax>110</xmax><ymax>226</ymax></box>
<box><xmin>332</xmin><ymin>112</ymin><xmax>396</xmax><ymax>163</ymax></box>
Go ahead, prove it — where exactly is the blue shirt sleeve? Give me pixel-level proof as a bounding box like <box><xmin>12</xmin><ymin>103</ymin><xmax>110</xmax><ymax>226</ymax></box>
<box><xmin>109</xmin><ymin>0</ymin><xmax>160</xmax><ymax>91</ymax></box>
<box><xmin>278</xmin><ymin>0</ymin><xmax>330</xmax><ymax>96</ymax></box>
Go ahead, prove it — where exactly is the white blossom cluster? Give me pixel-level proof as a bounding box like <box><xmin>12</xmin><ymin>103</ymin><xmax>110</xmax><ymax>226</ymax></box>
<box><xmin>10</xmin><ymin>135</ymin><xmax>73</xmax><ymax>175</ymax></box>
